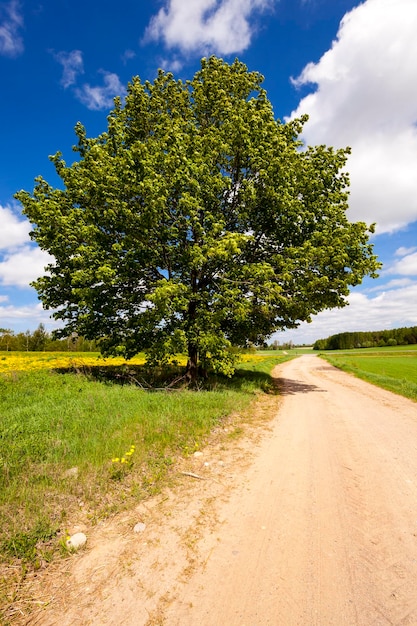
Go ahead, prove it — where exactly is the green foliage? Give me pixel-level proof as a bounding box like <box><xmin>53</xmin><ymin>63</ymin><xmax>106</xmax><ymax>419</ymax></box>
<box><xmin>16</xmin><ymin>57</ymin><xmax>380</xmax><ymax>379</ymax></box>
<box><xmin>314</xmin><ymin>325</ymin><xmax>417</xmax><ymax>350</ymax></box>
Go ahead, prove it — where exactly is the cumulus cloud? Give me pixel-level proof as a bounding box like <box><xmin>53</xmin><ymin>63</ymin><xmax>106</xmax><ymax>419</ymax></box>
<box><xmin>395</xmin><ymin>246</ymin><xmax>417</xmax><ymax>257</ymax></box>
<box><xmin>144</xmin><ymin>0</ymin><xmax>273</xmax><ymax>55</ymax></box>
<box><xmin>75</xmin><ymin>71</ymin><xmax>125</xmax><ymax>110</ymax></box>
<box><xmin>0</xmin><ymin>301</ymin><xmax>56</xmax><ymax>331</ymax></box>
<box><xmin>326</xmin><ymin>285</ymin><xmax>417</xmax><ymax>331</ymax></box>
<box><xmin>388</xmin><ymin>252</ymin><xmax>417</xmax><ymax>276</ymax></box>
<box><xmin>289</xmin><ymin>0</ymin><xmax>417</xmax><ymax>234</ymax></box>
<box><xmin>0</xmin><ymin>245</ymin><xmax>52</xmax><ymax>287</ymax></box>
<box><xmin>0</xmin><ymin>0</ymin><xmax>24</xmax><ymax>57</ymax></box>
<box><xmin>0</xmin><ymin>204</ymin><xmax>30</xmax><ymax>250</ymax></box>
<box><xmin>368</xmin><ymin>278</ymin><xmax>415</xmax><ymax>292</ymax></box>
<box><xmin>53</xmin><ymin>49</ymin><xmax>84</xmax><ymax>88</ymax></box>
<box><xmin>51</xmin><ymin>51</ymin><xmax>122</xmax><ymax>110</ymax></box>
<box><xmin>275</xmin><ymin>282</ymin><xmax>417</xmax><ymax>345</ymax></box>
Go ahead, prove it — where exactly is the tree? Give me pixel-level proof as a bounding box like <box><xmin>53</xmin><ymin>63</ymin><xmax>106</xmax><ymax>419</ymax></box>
<box><xmin>30</xmin><ymin>323</ymin><xmax>48</xmax><ymax>351</ymax></box>
<box><xmin>0</xmin><ymin>328</ymin><xmax>14</xmax><ymax>351</ymax></box>
<box><xmin>15</xmin><ymin>57</ymin><xmax>380</xmax><ymax>382</ymax></box>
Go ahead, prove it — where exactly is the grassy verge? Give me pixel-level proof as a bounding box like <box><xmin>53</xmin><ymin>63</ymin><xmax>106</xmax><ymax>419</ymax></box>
<box><xmin>0</xmin><ymin>353</ymin><xmax>288</xmax><ymax>575</ymax></box>
<box><xmin>319</xmin><ymin>348</ymin><xmax>417</xmax><ymax>402</ymax></box>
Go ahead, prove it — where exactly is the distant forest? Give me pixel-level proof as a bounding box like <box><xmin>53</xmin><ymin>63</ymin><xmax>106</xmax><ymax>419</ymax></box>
<box><xmin>0</xmin><ymin>324</ymin><xmax>97</xmax><ymax>352</ymax></box>
<box><xmin>2</xmin><ymin>324</ymin><xmax>417</xmax><ymax>353</ymax></box>
<box><xmin>313</xmin><ymin>326</ymin><xmax>417</xmax><ymax>350</ymax></box>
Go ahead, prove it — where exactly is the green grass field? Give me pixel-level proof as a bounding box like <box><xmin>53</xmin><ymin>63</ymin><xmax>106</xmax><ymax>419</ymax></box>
<box><xmin>319</xmin><ymin>346</ymin><xmax>417</xmax><ymax>401</ymax></box>
<box><xmin>0</xmin><ymin>352</ymin><xmax>287</xmax><ymax>578</ymax></box>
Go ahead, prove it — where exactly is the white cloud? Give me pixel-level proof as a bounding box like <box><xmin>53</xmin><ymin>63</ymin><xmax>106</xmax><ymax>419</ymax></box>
<box><xmin>395</xmin><ymin>246</ymin><xmax>417</xmax><ymax>257</ymax></box>
<box><xmin>0</xmin><ymin>245</ymin><xmax>52</xmax><ymax>287</ymax></box>
<box><xmin>289</xmin><ymin>0</ymin><xmax>417</xmax><ymax>234</ymax></box>
<box><xmin>121</xmin><ymin>49</ymin><xmax>136</xmax><ymax>64</ymax></box>
<box><xmin>0</xmin><ymin>301</ymin><xmax>57</xmax><ymax>331</ymax></box>
<box><xmin>75</xmin><ymin>71</ymin><xmax>125</xmax><ymax>111</ymax></box>
<box><xmin>368</xmin><ymin>277</ymin><xmax>414</xmax><ymax>292</ymax></box>
<box><xmin>53</xmin><ymin>49</ymin><xmax>84</xmax><ymax>88</ymax></box>
<box><xmin>52</xmin><ymin>52</ymin><xmax>122</xmax><ymax>111</ymax></box>
<box><xmin>275</xmin><ymin>281</ymin><xmax>417</xmax><ymax>345</ymax></box>
<box><xmin>0</xmin><ymin>0</ymin><xmax>24</xmax><ymax>57</ymax></box>
<box><xmin>388</xmin><ymin>252</ymin><xmax>417</xmax><ymax>276</ymax></box>
<box><xmin>144</xmin><ymin>0</ymin><xmax>273</xmax><ymax>55</ymax></box>
<box><xmin>158</xmin><ymin>56</ymin><xmax>184</xmax><ymax>73</ymax></box>
<box><xmin>0</xmin><ymin>204</ymin><xmax>30</xmax><ymax>250</ymax></box>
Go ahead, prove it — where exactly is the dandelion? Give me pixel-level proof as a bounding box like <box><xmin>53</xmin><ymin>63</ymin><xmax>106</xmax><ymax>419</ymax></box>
<box><xmin>123</xmin><ymin>445</ymin><xmax>135</xmax><ymax>458</ymax></box>
<box><xmin>110</xmin><ymin>444</ymin><xmax>134</xmax><ymax>472</ymax></box>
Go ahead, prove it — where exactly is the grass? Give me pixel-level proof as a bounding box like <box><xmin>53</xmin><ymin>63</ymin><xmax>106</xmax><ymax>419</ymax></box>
<box><xmin>0</xmin><ymin>352</ymin><xmax>289</xmax><ymax>574</ymax></box>
<box><xmin>319</xmin><ymin>346</ymin><xmax>417</xmax><ymax>401</ymax></box>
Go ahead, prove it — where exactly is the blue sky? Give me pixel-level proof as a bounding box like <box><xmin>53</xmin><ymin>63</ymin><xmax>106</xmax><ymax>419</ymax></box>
<box><xmin>1</xmin><ymin>0</ymin><xmax>416</xmax><ymax>345</ymax></box>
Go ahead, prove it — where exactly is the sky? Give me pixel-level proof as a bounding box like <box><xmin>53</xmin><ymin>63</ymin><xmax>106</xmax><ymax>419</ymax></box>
<box><xmin>1</xmin><ymin>0</ymin><xmax>417</xmax><ymax>346</ymax></box>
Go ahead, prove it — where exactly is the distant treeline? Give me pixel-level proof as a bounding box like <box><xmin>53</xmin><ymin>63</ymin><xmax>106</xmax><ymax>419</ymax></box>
<box><xmin>0</xmin><ymin>324</ymin><xmax>97</xmax><ymax>352</ymax></box>
<box><xmin>314</xmin><ymin>326</ymin><xmax>417</xmax><ymax>350</ymax></box>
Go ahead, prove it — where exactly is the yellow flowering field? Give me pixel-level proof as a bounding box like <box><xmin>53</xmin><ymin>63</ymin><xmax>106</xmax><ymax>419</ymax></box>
<box><xmin>239</xmin><ymin>353</ymin><xmax>267</xmax><ymax>363</ymax></box>
<box><xmin>0</xmin><ymin>351</ymin><xmax>147</xmax><ymax>373</ymax></box>
<box><xmin>0</xmin><ymin>350</ymin><xmax>268</xmax><ymax>374</ymax></box>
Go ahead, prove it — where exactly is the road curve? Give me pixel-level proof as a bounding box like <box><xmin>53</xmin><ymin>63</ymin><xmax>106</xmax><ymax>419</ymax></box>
<box><xmin>165</xmin><ymin>354</ymin><xmax>417</xmax><ymax>625</ymax></box>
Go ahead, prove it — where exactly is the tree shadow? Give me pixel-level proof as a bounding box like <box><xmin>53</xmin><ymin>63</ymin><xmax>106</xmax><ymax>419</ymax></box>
<box><xmin>52</xmin><ymin>362</ymin><xmax>279</xmax><ymax>393</ymax></box>
<box><xmin>53</xmin><ymin>363</ymin><xmax>325</xmax><ymax>396</ymax></box>
<box><xmin>53</xmin><ymin>363</ymin><xmax>185</xmax><ymax>390</ymax></box>
<box><xmin>206</xmin><ymin>368</ymin><xmax>279</xmax><ymax>393</ymax></box>
<box><xmin>275</xmin><ymin>377</ymin><xmax>326</xmax><ymax>395</ymax></box>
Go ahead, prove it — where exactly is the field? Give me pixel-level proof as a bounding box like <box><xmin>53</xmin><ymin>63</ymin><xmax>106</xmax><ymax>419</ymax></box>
<box><xmin>0</xmin><ymin>351</ymin><xmax>287</xmax><ymax>581</ymax></box>
<box><xmin>318</xmin><ymin>345</ymin><xmax>417</xmax><ymax>401</ymax></box>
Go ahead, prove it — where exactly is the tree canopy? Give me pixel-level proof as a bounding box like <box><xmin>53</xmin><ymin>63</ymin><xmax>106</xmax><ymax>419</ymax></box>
<box><xmin>16</xmin><ymin>57</ymin><xmax>380</xmax><ymax>381</ymax></box>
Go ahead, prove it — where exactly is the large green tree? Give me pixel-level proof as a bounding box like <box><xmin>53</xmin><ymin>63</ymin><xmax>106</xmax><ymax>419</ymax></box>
<box><xmin>16</xmin><ymin>57</ymin><xmax>380</xmax><ymax>381</ymax></box>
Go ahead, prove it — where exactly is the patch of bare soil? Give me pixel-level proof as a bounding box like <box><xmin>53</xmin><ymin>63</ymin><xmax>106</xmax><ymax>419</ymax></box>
<box><xmin>6</xmin><ymin>355</ymin><xmax>417</xmax><ymax>625</ymax></box>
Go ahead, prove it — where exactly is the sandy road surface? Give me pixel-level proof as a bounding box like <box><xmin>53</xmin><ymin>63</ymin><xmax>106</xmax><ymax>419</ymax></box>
<box><xmin>24</xmin><ymin>355</ymin><xmax>417</xmax><ymax>625</ymax></box>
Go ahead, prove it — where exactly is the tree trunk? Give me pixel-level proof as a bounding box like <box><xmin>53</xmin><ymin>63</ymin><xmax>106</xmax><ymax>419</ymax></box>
<box><xmin>186</xmin><ymin>343</ymin><xmax>199</xmax><ymax>384</ymax></box>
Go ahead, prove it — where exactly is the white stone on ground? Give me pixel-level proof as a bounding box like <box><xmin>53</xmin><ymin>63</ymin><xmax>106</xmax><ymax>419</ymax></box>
<box><xmin>134</xmin><ymin>522</ymin><xmax>147</xmax><ymax>533</ymax></box>
<box><xmin>66</xmin><ymin>532</ymin><xmax>87</xmax><ymax>550</ymax></box>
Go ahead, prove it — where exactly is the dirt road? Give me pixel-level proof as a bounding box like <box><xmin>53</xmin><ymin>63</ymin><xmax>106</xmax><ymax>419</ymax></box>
<box><xmin>29</xmin><ymin>355</ymin><xmax>417</xmax><ymax>625</ymax></box>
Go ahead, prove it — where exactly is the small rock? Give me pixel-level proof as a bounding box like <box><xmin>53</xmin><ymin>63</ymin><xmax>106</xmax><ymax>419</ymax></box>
<box><xmin>134</xmin><ymin>522</ymin><xmax>147</xmax><ymax>533</ymax></box>
<box><xmin>66</xmin><ymin>532</ymin><xmax>87</xmax><ymax>550</ymax></box>
<box><xmin>193</xmin><ymin>451</ymin><xmax>203</xmax><ymax>458</ymax></box>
